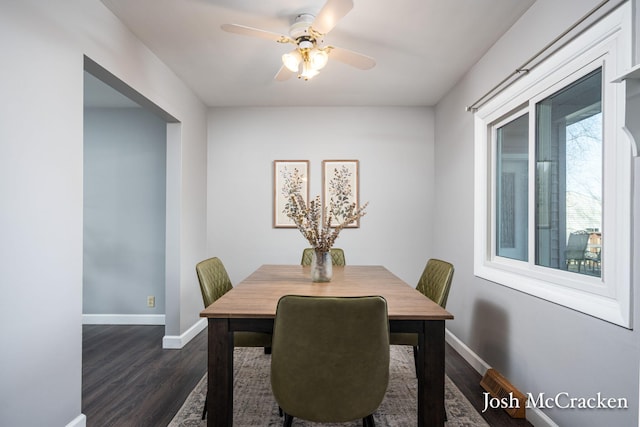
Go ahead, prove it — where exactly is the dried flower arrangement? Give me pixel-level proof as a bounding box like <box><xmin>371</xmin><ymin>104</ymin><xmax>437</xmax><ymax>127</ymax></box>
<box><xmin>281</xmin><ymin>166</ymin><xmax>368</xmax><ymax>252</ymax></box>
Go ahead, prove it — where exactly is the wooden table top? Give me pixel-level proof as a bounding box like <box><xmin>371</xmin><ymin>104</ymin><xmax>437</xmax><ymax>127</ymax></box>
<box><xmin>200</xmin><ymin>264</ymin><xmax>454</xmax><ymax>321</ymax></box>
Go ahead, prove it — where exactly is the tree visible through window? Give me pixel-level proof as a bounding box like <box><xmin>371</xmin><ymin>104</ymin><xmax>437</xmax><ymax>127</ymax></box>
<box><xmin>535</xmin><ymin>68</ymin><xmax>602</xmax><ymax>277</ymax></box>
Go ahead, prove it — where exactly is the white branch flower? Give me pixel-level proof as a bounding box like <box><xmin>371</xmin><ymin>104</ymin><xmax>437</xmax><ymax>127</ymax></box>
<box><xmin>281</xmin><ymin>167</ymin><xmax>368</xmax><ymax>252</ymax></box>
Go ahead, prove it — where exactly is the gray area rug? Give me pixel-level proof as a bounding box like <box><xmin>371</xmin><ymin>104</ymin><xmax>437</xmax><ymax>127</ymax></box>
<box><xmin>169</xmin><ymin>346</ymin><xmax>488</xmax><ymax>426</ymax></box>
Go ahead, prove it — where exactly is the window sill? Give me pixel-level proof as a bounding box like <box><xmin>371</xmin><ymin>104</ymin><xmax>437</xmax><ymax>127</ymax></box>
<box><xmin>474</xmin><ymin>260</ymin><xmax>630</xmax><ymax>328</ymax></box>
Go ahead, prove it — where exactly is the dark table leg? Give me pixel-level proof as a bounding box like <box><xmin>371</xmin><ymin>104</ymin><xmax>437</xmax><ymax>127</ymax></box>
<box><xmin>417</xmin><ymin>319</ymin><xmax>446</xmax><ymax>427</ymax></box>
<box><xmin>207</xmin><ymin>318</ymin><xmax>233</xmax><ymax>427</ymax></box>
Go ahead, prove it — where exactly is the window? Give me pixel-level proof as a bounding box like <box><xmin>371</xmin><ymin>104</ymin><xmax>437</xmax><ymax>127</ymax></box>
<box><xmin>535</xmin><ymin>68</ymin><xmax>602</xmax><ymax>277</ymax></box>
<box><xmin>474</xmin><ymin>4</ymin><xmax>632</xmax><ymax>327</ymax></box>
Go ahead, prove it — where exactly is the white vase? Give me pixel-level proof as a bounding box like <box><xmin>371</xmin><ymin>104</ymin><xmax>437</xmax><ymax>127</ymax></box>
<box><xmin>311</xmin><ymin>249</ymin><xmax>332</xmax><ymax>282</ymax></box>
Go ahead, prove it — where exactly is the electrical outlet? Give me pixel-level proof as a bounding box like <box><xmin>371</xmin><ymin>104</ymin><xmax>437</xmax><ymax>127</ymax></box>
<box><xmin>147</xmin><ymin>296</ymin><xmax>155</xmax><ymax>308</ymax></box>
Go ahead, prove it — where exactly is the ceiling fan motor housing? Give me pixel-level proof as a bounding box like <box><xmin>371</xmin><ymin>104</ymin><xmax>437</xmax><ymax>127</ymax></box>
<box><xmin>289</xmin><ymin>13</ymin><xmax>315</xmax><ymax>40</ymax></box>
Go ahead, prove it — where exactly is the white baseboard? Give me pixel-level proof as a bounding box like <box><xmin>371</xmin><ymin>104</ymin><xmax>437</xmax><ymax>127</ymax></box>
<box><xmin>445</xmin><ymin>328</ymin><xmax>558</xmax><ymax>427</ymax></box>
<box><xmin>82</xmin><ymin>314</ymin><xmax>166</xmax><ymax>325</ymax></box>
<box><xmin>445</xmin><ymin>329</ymin><xmax>491</xmax><ymax>375</ymax></box>
<box><xmin>162</xmin><ymin>318</ymin><xmax>207</xmax><ymax>349</ymax></box>
<box><xmin>66</xmin><ymin>414</ymin><xmax>86</xmax><ymax>427</ymax></box>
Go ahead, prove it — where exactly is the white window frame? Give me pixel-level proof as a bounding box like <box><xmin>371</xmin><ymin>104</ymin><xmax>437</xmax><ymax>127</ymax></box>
<box><xmin>474</xmin><ymin>3</ymin><xmax>633</xmax><ymax>328</ymax></box>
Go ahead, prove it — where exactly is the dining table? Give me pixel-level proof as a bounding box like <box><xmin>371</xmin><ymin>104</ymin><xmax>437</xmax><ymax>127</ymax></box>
<box><xmin>199</xmin><ymin>264</ymin><xmax>454</xmax><ymax>427</ymax></box>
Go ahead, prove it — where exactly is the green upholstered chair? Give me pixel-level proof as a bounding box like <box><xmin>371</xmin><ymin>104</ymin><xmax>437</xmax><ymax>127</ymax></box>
<box><xmin>390</xmin><ymin>258</ymin><xmax>454</xmax><ymax>352</ymax></box>
<box><xmin>300</xmin><ymin>247</ymin><xmax>346</xmax><ymax>266</ymax></box>
<box><xmin>271</xmin><ymin>295</ymin><xmax>389</xmax><ymax>427</ymax></box>
<box><xmin>195</xmin><ymin>257</ymin><xmax>272</xmax><ymax>419</ymax></box>
<box><xmin>389</xmin><ymin>258</ymin><xmax>453</xmax><ymax>421</ymax></box>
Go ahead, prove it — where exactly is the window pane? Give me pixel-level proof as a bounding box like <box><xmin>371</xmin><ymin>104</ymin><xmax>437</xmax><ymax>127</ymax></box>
<box><xmin>535</xmin><ymin>68</ymin><xmax>602</xmax><ymax>277</ymax></box>
<box><xmin>496</xmin><ymin>114</ymin><xmax>529</xmax><ymax>261</ymax></box>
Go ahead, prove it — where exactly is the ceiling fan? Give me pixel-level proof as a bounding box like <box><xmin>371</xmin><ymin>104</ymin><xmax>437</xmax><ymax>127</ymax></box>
<box><xmin>221</xmin><ymin>0</ymin><xmax>375</xmax><ymax>81</ymax></box>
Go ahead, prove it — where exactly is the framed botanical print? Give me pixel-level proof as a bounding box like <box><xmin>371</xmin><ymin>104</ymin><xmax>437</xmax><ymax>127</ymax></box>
<box><xmin>273</xmin><ymin>160</ymin><xmax>309</xmax><ymax>228</ymax></box>
<box><xmin>322</xmin><ymin>159</ymin><xmax>361</xmax><ymax>228</ymax></box>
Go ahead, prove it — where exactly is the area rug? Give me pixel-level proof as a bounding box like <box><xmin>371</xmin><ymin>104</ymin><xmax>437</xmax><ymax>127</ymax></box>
<box><xmin>168</xmin><ymin>346</ymin><xmax>488</xmax><ymax>426</ymax></box>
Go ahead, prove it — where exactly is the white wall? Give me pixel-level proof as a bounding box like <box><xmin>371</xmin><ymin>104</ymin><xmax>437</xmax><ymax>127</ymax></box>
<box><xmin>0</xmin><ymin>1</ymin><xmax>207</xmax><ymax>426</ymax></box>
<box><xmin>83</xmin><ymin>107</ymin><xmax>167</xmax><ymax>317</ymax></box>
<box><xmin>207</xmin><ymin>107</ymin><xmax>434</xmax><ymax>286</ymax></box>
<box><xmin>434</xmin><ymin>1</ymin><xmax>640</xmax><ymax>426</ymax></box>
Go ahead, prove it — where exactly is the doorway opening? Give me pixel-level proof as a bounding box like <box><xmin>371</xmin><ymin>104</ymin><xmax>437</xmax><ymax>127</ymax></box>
<box><xmin>82</xmin><ymin>56</ymin><xmax>181</xmax><ymax>337</ymax></box>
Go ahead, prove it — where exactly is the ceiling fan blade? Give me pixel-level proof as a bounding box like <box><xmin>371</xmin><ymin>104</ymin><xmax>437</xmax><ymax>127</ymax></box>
<box><xmin>311</xmin><ymin>0</ymin><xmax>354</xmax><ymax>35</ymax></box>
<box><xmin>329</xmin><ymin>46</ymin><xmax>376</xmax><ymax>70</ymax></box>
<box><xmin>221</xmin><ymin>23</ymin><xmax>293</xmax><ymax>44</ymax></box>
<box><xmin>274</xmin><ymin>65</ymin><xmax>295</xmax><ymax>82</ymax></box>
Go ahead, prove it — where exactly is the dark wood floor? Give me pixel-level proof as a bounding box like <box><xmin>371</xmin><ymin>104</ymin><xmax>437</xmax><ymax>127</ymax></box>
<box><xmin>444</xmin><ymin>343</ymin><xmax>532</xmax><ymax>427</ymax></box>
<box><xmin>82</xmin><ymin>325</ymin><xmax>532</xmax><ymax>426</ymax></box>
<box><xmin>82</xmin><ymin>324</ymin><xmax>207</xmax><ymax>426</ymax></box>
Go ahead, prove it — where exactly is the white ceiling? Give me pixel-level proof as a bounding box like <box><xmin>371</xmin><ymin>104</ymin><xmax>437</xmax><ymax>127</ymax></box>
<box><xmin>98</xmin><ymin>0</ymin><xmax>535</xmax><ymax>107</ymax></box>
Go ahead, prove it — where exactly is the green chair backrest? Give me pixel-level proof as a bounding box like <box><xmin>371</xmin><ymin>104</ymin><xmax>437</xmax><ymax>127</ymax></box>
<box><xmin>195</xmin><ymin>257</ymin><xmax>233</xmax><ymax>308</ymax></box>
<box><xmin>195</xmin><ymin>257</ymin><xmax>272</xmax><ymax>350</ymax></box>
<box><xmin>300</xmin><ymin>248</ymin><xmax>346</xmax><ymax>266</ymax></box>
<box><xmin>271</xmin><ymin>295</ymin><xmax>389</xmax><ymax>423</ymax></box>
<box><xmin>416</xmin><ymin>258</ymin><xmax>454</xmax><ymax>308</ymax></box>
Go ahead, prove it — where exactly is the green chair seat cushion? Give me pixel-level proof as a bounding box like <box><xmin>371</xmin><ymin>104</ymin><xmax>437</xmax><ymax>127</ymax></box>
<box><xmin>389</xmin><ymin>332</ymin><xmax>418</xmax><ymax>347</ymax></box>
<box><xmin>234</xmin><ymin>331</ymin><xmax>272</xmax><ymax>347</ymax></box>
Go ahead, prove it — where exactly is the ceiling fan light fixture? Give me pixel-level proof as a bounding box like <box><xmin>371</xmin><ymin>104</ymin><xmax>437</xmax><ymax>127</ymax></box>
<box><xmin>300</xmin><ymin>60</ymin><xmax>319</xmax><ymax>80</ymax></box>
<box><xmin>309</xmin><ymin>48</ymin><xmax>329</xmax><ymax>70</ymax></box>
<box><xmin>282</xmin><ymin>49</ymin><xmax>302</xmax><ymax>72</ymax></box>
